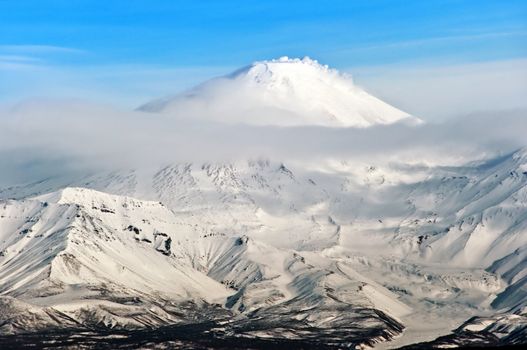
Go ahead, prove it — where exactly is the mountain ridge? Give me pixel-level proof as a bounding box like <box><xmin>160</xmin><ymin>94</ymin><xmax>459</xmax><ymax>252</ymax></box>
<box><xmin>1</xmin><ymin>148</ymin><xmax>526</xmax><ymax>347</ymax></box>
<box><xmin>0</xmin><ymin>55</ymin><xmax>525</xmax><ymax>348</ymax></box>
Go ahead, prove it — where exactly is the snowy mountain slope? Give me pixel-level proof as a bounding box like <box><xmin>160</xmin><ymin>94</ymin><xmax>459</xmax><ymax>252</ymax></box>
<box><xmin>408</xmin><ymin>150</ymin><xmax>527</xmax><ymax>267</ymax></box>
<box><xmin>1</xmin><ymin>53</ymin><xmax>525</xmax><ymax>348</ymax></box>
<box><xmin>401</xmin><ymin>311</ymin><xmax>527</xmax><ymax>348</ymax></box>
<box><xmin>0</xmin><ymin>188</ymin><xmax>235</xmax><ymax>333</ymax></box>
<box><xmin>489</xmin><ymin>246</ymin><xmax>527</xmax><ymax>312</ymax></box>
<box><xmin>2</xmin><ymin>151</ymin><xmax>526</xmax><ymax>270</ymax></box>
<box><xmin>1</xmin><ymin>187</ymin><xmax>228</xmax><ymax>301</ymax></box>
<box><xmin>4</xmin><ymin>150</ymin><xmax>525</xmax><ymax>273</ymax></box>
<box><xmin>0</xmin><ymin>187</ymin><xmax>419</xmax><ymax>347</ymax></box>
<box><xmin>139</xmin><ymin>57</ymin><xmax>417</xmax><ymax>127</ymax></box>
<box><xmin>1</xmin><ymin>149</ymin><xmax>526</xmax><ymax>347</ymax></box>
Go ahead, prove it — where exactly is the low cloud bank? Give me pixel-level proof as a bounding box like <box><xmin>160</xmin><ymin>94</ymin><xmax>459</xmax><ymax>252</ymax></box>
<box><xmin>0</xmin><ymin>99</ymin><xmax>525</xmax><ymax>186</ymax></box>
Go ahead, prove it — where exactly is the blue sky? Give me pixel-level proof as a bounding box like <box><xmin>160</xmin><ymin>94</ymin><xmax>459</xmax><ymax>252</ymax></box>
<box><xmin>1</xmin><ymin>0</ymin><xmax>526</xmax><ymax>117</ymax></box>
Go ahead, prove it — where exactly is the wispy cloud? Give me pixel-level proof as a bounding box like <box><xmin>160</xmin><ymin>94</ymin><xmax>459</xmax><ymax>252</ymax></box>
<box><xmin>0</xmin><ymin>45</ymin><xmax>86</xmax><ymax>74</ymax></box>
<box><xmin>0</xmin><ymin>45</ymin><xmax>86</xmax><ymax>71</ymax></box>
<box><xmin>0</xmin><ymin>54</ymin><xmax>41</xmax><ymax>71</ymax></box>
<box><xmin>349</xmin><ymin>58</ymin><xmax>527</xmax><ymax>121</ymax></box>
<box><xmin>0</xmin><ymin>62</ymin><xmax>232</xmax><ymax>106</ymax></box>
<box><xmin>335</xmin><ymin>30</ymin><xmax>527</xmax><ymax>54</ymax></box>
<box><xmin>0</xmin><ymin>45</ymin><xmax>85</xmax><ymax>55</ymax></box>
<box><xmin>0</xmin><ymin>54</ymin><xmax>41</xmax><ymax>63</ymax></box>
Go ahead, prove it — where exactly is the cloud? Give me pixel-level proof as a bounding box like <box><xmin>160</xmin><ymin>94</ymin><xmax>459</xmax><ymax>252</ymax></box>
<box><xmin>0</xmin><ymin>99</ymin><xmax>525</xmax><ymax>187</ymax></box>
<box><xmin>1</xmin><ymin>52</ymin><xmax>525</xmax><ymax>121</ymax></box>
<box><xmin>0</xmin><ymin>45</ymin><xmax>85</xmax><ymax>55</ymax></box>
<box><xmin>0</xmin><ymin>51</ymin><xmax>44</xmax><ymax>70</ymax></box>
<box><xmin>0</xmin><ymin>54</ymin><xmax>41</xmax><ymax>63</ymax></box>
<box><xmin>0</xmin><ymin>55</ymin><xmax>526</xmax><ymax>188</ymax></box>
<box><xmin>338</xmin><ymin>31</ymin><xmax>527</xmax><ymax>53</ymax></box>
<box><xmin>0</xmin><ymin>62</ymin><xmax>232</xmax><ymax>107</ymax></box>
<box><xmin>350</xmin><ymin>59</ymin><xmax>527</xmax><ymax>121</ymax></box>
<box><xmin>0</xmin><ymin>44</ymin><xmax>91</xmax><ymax>101</ymax></box>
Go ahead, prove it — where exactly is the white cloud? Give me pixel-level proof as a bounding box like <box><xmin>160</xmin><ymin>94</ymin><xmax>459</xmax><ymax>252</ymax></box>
<box><xmin>0</xmin><ymin>62</ymin><xmax>232</xmax><ymax>107</ymax></box>
<box><xmin>337</xmin><ymin>31</ymin><xmax>527</xmax><ymax>53</ymax></box>
<box><xmin>0</xmin><ymin>45</ymin><xmax>85</xmax><ymax>55</ymax></box>
<box><xmin>350</xmin><ymin>58</ymin><xmax>527</xmax><ymax>121</ymax></box>
<box><xmin>0</xmin><ymin>99</ymin><xmax>525</xmax><ymax>187</ymax></box>
<box><xmin>1</xmin><ymin>53</ymin><xmax>525</xmax><ymax>121</ymax></box>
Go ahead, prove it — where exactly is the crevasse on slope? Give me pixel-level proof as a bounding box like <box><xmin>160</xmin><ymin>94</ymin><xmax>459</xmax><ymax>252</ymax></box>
<box><xmin>1</xmin><ymin>149</ymin><xmax>526</xmax><ymax>347</ymax></box>
<box><xmin>139</xmin><ymin>56</ymin><xmax>417</xmax><ymax>127</ymax></box>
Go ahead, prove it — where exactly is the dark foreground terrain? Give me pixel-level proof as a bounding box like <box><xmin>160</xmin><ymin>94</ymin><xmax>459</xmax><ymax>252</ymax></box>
<box><xmin>0</xmin><ymin>320</ymin><xmax>389</xmax><ymax>350</ymax></box>
<box><xmin>0</xmin><ymin>322</ymin><xmax>526</xmax><ymax>350</ymax></box>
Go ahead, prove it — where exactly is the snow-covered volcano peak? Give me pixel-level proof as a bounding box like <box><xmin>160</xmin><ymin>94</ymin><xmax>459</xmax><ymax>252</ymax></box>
<box><xmin>139</xmin><ymin>56</ymin><xmax>419</xmax><ymax>128</ymax></box>
<box><xmin>228</xmin><ymin>56</ymin><xmax>335</xmax><ymax>82</ymax></box>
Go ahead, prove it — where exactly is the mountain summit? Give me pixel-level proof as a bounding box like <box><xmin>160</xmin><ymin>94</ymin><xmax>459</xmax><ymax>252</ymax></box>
<box><xmin>140</xmin><ymin>56</ymin><xmax>417</xmax><ymax>127</ymax></box>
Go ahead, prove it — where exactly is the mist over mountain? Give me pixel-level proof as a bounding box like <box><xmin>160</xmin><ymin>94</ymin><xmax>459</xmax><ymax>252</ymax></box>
<box><xmin>0</xmin><ymin>69</ymin><xmax>526</xmax><ymax>188</ymax></box>
<box><xmin>0</xmin><ymin>57</ymin><xmax>526</xmax><ymax>349</ymax></box>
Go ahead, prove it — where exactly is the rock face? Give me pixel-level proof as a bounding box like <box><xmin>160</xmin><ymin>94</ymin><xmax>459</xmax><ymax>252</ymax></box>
<box><xmin>139</xmin><ymin>56</ymin><xmax>418</xmax><ymax>127</ymax></box>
